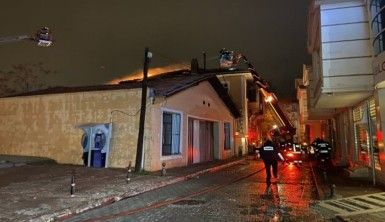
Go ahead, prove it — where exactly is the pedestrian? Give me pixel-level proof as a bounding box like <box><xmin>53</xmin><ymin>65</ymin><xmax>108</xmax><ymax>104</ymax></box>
<box><xmin>258</xmin><ymin>136</ymin><xmax>284</xmax><ymax>187</ymax></box>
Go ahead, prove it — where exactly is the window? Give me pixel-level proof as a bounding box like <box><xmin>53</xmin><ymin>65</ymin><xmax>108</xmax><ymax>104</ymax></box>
<box><xmin>224</xmin><ymin>122</ymin><xmax>231</xmax><ymax>150</ymax></box>
<box><xmin>162</xmin><ymin>111</ymin><xmax>181</xmax><ymax>156</ymax></box>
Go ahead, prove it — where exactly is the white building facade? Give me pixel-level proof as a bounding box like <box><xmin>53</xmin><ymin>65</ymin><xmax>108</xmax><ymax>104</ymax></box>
<box><xmin>307</xmin><ymin>0</ymin><xmax>385</xmax><ymax>184</ymax></box>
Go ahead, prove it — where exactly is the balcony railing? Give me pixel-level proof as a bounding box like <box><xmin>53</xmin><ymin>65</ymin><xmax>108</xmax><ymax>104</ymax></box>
<box><xmin>371</xmin><ymin>0</ymin><xmax>385</xmax><ymax>55</ymax></box>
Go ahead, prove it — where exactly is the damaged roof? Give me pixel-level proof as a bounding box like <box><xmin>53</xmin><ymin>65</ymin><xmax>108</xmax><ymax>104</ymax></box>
<box><xmin>6</xmin><ymin>69</ymin><xmax>240</xmax><ymax>118</ymax></box>
<box><xmin>7</xmin><ymin>84</ymin><xmax>142</xmax><ymax>97</ymax></box>
<box><xmin>120</xmin><ymin>70</ymin><xmax>241</xmax><ymax>117</ymax></box>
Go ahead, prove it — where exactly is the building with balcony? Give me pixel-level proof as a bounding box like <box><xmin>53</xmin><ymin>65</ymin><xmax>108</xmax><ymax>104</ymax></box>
<box><xmin>307</xmin><ymin>0</ymin><xmax>385</xmax><ymax>182</ymax></box>
<box><xmin>296</xmin><ymin>65</ymin><xmax>331</xmax><ymax>146</ymax></box>
<box><xmin>307</xmin><ymin>0</ymin><xmax>373</xmax><ymax>109</ymax></box>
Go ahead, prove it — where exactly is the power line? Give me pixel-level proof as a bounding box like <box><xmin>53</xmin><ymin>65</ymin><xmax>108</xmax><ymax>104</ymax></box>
<box><xmin>152</xmin><ymin>50</ymin><xmax>190</xmax><ymax>69</ymax></box>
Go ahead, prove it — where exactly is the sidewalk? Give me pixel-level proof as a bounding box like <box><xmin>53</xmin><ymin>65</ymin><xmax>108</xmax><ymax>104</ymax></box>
<box><xmin>312</xmin><ymin>163</ymin><xmax>385</xmax><ymax>222</ymax></box>
<box><xmin>0</xmin><ymin>155</ymin><xmax>244</xmax><ymax>222</ymax></box>
<box><xmin>316</xmin><ymin>167</ymin><xmax>384</xmax><ymax>200</ymax></box>
<box><xmin>2</xmin><ymin>155</ymin><xmax>385</xmax><ymax>222</ymax></box>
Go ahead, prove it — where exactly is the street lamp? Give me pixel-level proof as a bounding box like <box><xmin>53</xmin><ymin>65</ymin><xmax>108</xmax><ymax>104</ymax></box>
<box><xmin>0</xmin><ymin>26</ymin><xmax>53</xmax><ymax>47</ymax></box>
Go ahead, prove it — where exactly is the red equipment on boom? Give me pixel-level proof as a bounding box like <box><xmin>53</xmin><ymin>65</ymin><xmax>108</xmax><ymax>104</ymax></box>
<box><xmin>219</xmin><ymin>49</ymin><xmax>296</xmax><ymax>142</ymax></box>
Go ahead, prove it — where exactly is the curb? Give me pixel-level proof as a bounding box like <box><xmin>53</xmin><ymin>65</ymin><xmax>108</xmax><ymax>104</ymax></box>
<box><xmin>310</xmin><ymin>164</ymin><xmax>326</xmax><ymax>200</ymax></box>
<box><xmin>47</xmin><ymin>158</ymin><xmax>245</xmax><ymax>221</ymax></box>
<box><xmin>0</xmin><ymin>162</ymin><xmax>26</xmax><ymax>169</ymax></box>
<box><xmin>334</xmin><ymin>215</ymin><xmax>349</xmax><ymax>222</ymax></box>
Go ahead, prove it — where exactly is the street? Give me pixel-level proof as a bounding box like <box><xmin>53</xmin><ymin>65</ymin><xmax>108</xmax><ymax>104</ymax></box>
<box><xmin>62</xmin><ymin>160</ymin><xmax>323</xmax><ymax>222</ymax></box>
<box><xmin>2</xmin><ymin>1</ymin><xmax>385</xmax><ymax>222</ymax></box>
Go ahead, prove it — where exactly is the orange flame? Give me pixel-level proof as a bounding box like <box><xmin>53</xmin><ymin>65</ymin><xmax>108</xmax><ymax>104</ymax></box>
<box><xmin>109</xmin><ymin>64</ymin><xmax>189</xmax><ymax>84</ymax></box>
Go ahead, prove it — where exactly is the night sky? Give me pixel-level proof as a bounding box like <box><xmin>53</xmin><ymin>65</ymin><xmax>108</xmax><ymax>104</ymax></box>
<box><xmin>0</xmin><ymin>0</ymin><xmax>310</xmax><ymax>99</ymax></box>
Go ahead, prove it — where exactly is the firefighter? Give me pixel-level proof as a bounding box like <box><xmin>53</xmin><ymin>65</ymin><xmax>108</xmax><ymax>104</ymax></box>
<box><xmin>258</xmin><ymin>136</ymin><xmax>284</xmax><ymax>187</ymax></box>
<box><xmin>314</xmin><ymin>138</ymin><xmax>332</xmax><ymax>164</ymax></box>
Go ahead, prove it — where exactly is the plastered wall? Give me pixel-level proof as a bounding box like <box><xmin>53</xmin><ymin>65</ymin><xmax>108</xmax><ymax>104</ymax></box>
<box><xmin>0</xmin><ymin>82</ymin><xmax>236</xmax><ymax>171</ymax></box>
<box><xmin>146</xmin><ymin>81</ymin><xmax>235</xmax><ymax>171</ymax></box>
<box><xmin>0</xmin><ymin>89</ymin><xmax>145</xmax><ymax>168</ymax></box>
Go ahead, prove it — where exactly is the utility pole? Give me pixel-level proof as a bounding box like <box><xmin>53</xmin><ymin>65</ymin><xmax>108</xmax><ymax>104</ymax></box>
<box><xmin>135</xmin><ymin>47</ymin><xmax>151</xmax><ymax>172</ymax></box>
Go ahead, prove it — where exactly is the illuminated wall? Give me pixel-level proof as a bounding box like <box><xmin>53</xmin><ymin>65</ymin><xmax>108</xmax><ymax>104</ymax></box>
<box><xmin>0</xmin><ymin>81</ymin><xmax>237</xmax><ymax>171</ymax></box>
<box><xmin>0</xmin><ymin>89</ymin><xmax>143</xmax><ymax>168</ymax></box>
<box><xmin>217</xmin><ymin>73</ymin><xmax>250</xmax><ymax>155</ymax></box>
<box><xmin>147</xmin><ymin>81</ymin><xmax>235</xmax><ymax>171</ymax></box>
<box><xmin>308</xmin><ymin>0</ymin><xmax>373</xmax><ymax>110</ymax></box>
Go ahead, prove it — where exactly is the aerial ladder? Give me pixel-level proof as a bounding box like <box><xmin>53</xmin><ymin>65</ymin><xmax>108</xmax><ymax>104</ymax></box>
<box><xmin>219</xmin><ymin>49</ymin><xmax>296</xmax><ymax>142</ymax></box>
<box><xmin>0</xmin><ymin>27</ymin><xmax>53</xmax><ymax>47</ymax></box>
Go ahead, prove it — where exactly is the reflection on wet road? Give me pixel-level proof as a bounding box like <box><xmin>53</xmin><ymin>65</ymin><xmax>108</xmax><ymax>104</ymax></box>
<box><xmin>64</xmin><ymin>160</ymin><xmax>325</xmax><ymax>222</ymax></box>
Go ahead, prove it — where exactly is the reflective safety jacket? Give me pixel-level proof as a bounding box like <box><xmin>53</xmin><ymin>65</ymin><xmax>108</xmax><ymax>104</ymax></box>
<box><xmin>259</xmin><ymin>140</ymin><xmax>279</xmax><ymax>162</ymax></box>
<box><xmin>316</xmin><ymin>141</ymin><xmax>332</xmax><ymax>154</ymax></box>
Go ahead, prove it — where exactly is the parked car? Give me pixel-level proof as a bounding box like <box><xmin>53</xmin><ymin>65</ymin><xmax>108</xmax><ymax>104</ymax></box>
<box><xmin>283</xmin><ymin>143</ymin><xmax>303</xmax><ymax>164</ymax></box>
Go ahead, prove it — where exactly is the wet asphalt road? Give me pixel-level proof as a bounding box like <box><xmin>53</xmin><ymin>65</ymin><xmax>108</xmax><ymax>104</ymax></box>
<box><xmin>63</xmin><ymin>160</ymin><xmax>325</xmax><ymax>222</ymax></box>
